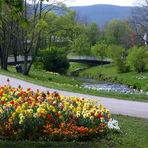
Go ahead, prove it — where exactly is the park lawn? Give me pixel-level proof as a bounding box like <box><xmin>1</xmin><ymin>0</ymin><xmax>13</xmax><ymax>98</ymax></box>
<box><xmin>68</xmin><ymin>62</ymin><xmax>89</xmax><ymax>74</ymax></box>
<box><xmin>0</xmin><ymin>65</ymin><xmax>81</xmax><ymax>87</ymax></box>
<box><xmin>0</xmin><ymin>66</ymin><xmax>148</xmax><ymax>101</ymax></box>
<box><xmin>79</xmin><ymin>64</ymin><xmax>148</xmax><ymax>91</ymax></box>
<box><xmin>0</xmin><ymin>115</ymin><xmax>148</xmax><ymax>148</ymax></box>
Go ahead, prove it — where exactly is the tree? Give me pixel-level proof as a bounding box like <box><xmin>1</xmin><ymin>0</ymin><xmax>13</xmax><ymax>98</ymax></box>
<box><xmin>131</xmin><ymin>0</ymin><xmax>148</xmax><ymax>45</ymax></box>
<box><xmin>0</xmin><ymin>0</ymin><xmax>23</xmax><ymax>70</ymax></box>
<box><xmin>86</xmin><ymin>23</ymin><xmax>100</xmax><ymax>46</ymax></box>
<box><xmin>18</xmin><ymin>0</ymin><xmax>60</xmax><ymax>75</ymax></box>
<box><xmin>0</xmin><ymin>0</ymin><xmax>65</xmax><ymax>75</ymax></box>
<box><xmin>38</xmin><ymin>10</ymin><xmax>85</xmax><ymax>54</ymax></box>
<box><xmin>104</xmin><ymin>20</ymin><xmax>132</xmax><ymax>48</ymax></box>
<box><xmin>44</xmin><ymin>10</ymin><xmax>78</xmax><ymax>49</ymax></box>
<box><xmin>107</xmin><ymin>45</ymin><xmax>129</xmax><ymax>73</ymax></box>
<box><xmin>71</xmin><ymin>34</ymin><xmax>91</xmax><ymax>55</ymax></box>
<box><xmin>91</xmin><ymin>41</ymin><xmax>107</xmax><ymax>65</ymax></box>
<box><xmin>127</xmin><ymin>47</ymin><xmax>147</xmax><ymax>72</ymax></box>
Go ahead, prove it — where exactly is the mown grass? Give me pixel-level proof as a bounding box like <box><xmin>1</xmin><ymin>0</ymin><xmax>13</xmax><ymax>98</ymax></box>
<box><xmin>79</xmin><ymin>64</ymin><xmax>148</xmax><ymax>91</ymax></box>
<box><xmin>0</xmin><ymin>66</ymin><xmax>148</xmax><ymax>101</ymax></box>
<box><xmin>68</xmin><ymin>62</ymin><xmax>89</xmax><ymax>74</ymax></box>
<box><xmin>0</xmin><ymin>115</ymin><xmax>148</xmax><ymax>148</ymax></box>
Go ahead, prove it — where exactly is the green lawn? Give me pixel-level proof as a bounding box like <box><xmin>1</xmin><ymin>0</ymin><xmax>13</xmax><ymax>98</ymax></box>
<box><xmin>79</xmin><ymin>64</ymin><xmax>148</xmax><ymax>91</ymax></box>
<box><xmin>0</xmin><ymin>66</ymin><xmax>148</xmax><ymax>101</ymax></box>
<box><xmin>68</xmin><ymin>62</ymin><xmax>90</xmax><ymax>76</ymax></box>
<box><xmin>68</xmin><ymin>62</ymin><xmax>89</xmax><ymax>73</ymax></box>
<box><xmin>0</xmin><ymin>115</ymin><xmax>148</xmax><ymax>148</ymax></box>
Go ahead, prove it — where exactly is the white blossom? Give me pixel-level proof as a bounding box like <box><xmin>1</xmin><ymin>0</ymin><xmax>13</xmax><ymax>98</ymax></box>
<box><xmin>108</xmin><ymin>119</ymin><xmax>120</xmax><ymax>131</ymax></box>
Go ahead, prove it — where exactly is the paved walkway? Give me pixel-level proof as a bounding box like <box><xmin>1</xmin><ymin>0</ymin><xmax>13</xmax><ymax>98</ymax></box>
<box><xmin>0</xmin><ymin>74</ymin><xmax>148</xmax><ymax>119</ymax></box>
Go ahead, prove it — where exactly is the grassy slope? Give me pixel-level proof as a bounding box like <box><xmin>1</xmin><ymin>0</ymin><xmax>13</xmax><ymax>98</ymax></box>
<box><xmin>68</xmin><ymin>62</ymin><xmax>89</xmax><ymax>73</ymax></box>
<box><xmin>0</xmin><ymin>66</ymin><xmax>148</xmax><ymax>101</ymax></box>
<box><xmin>0</xmin><ymin>115</ymin><xmax>148</xmax><ymax>148</ymax></box>
<box><xmin>79</xmin><ymin>64</ymin><xmax>148</xmax><ymax>91</ymax></box>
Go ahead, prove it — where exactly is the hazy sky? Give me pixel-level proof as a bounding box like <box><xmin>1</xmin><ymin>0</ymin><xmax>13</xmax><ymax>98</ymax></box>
<box><xmin>64</xmin><ymin>0</ymin><xmax>134</xmax><ymax>7</ymax></box>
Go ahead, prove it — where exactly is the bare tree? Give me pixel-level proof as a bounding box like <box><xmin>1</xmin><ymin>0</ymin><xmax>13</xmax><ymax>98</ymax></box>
<box><xmin>131</xmin><ymin>0</ymin><xmax>148</xmax><ymax>45</ymax></box>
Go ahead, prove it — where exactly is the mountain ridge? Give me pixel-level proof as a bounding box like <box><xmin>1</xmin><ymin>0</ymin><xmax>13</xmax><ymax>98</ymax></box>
<box><xmin>70</xmin><ymin>4</ymin><xmax>132</xmax><ymax>26</ymax></box>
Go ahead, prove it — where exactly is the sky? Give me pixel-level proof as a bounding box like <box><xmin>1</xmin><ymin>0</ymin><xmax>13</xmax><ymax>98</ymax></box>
<box><xmin>64</xmin><ymin>0</ymin><xmax>134</xmax><ymax>7</ymax></box>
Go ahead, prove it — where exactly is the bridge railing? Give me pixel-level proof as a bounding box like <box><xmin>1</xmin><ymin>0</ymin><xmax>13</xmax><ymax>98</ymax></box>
<box><xmin>68</xmin><ymin>56</ymin><xmax>111</xmax><ymax>62</ymax></box>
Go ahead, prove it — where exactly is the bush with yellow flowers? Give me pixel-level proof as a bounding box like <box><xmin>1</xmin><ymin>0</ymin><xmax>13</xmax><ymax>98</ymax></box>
<box><xmin>0</xmin><ymin>85</ymin><xmax>119</xmax><ymax>141</ymax></box>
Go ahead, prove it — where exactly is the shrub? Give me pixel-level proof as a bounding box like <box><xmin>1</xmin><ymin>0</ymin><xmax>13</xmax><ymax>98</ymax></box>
<box><xmin>115</xmin><ymin>60</ymin><xmax>129</xmax><ymax>73</ymax></box>
<box><xmin>127</xmin><ymin>47</ymin><xmax>147</xmax><ymax>73</ymax></box>
<box><xmin>91</xmin><ymin>41</ymin><xmax>108</xmax><ymax>65</ymax></box>
<box><xmin>107</xmin><ymin>45</ymin><xmax>129</xmax><ymax>73</ymax></box>
<box><xmin>40</xmin><ymin>47</ymin><xmax>69</xmax><ymax>74</ymax></box>
<box><xmin>33</xmin><ymin>61</ymin><xmax>44</xmax><ymax>70</ymax></box>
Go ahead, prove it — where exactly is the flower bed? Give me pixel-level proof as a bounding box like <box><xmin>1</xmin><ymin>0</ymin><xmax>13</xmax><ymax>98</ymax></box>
<box><xmin>0</xmin><ymin>85</ymin><xmax>119</xmax><ymax>141</ymax></box>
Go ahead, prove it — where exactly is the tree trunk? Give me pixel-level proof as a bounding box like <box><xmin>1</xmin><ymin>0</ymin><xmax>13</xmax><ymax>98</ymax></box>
<box><xmin>22</xmin><ymin>54</ymin><xmax>28</xmax><ymax>75</ymax></box>
<box><xmin>13</xmin><ymin>52</ymin><xmax>18</xmax><ymax>65</ymax></box>
<box><xmin>1</xmin><ymin>47</ymin><xmax>8</xmax><ymax>70</ymax></box>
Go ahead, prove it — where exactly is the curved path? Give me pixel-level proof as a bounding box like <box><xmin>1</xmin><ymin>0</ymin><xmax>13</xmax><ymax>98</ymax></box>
<box><xmin>0</xmin><ymin>74</ymin><xmax>148</xmax><ymax>119</ymax></box>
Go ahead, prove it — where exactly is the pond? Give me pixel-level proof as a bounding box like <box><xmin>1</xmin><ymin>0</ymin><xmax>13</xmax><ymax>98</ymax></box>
<box><xmin>78</xmin><ymin>78</ymin><xmax>147</xmax><ymax>94</ymax></box>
